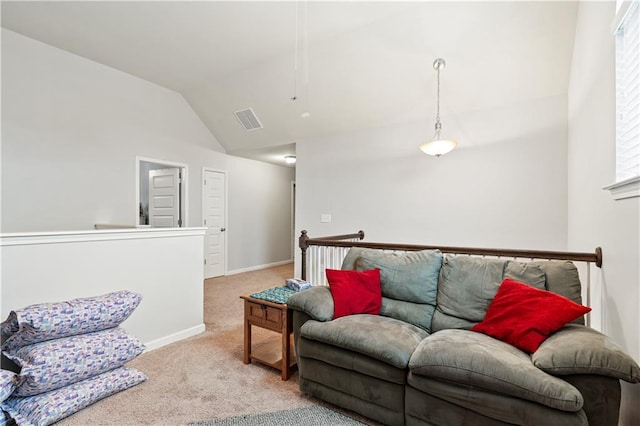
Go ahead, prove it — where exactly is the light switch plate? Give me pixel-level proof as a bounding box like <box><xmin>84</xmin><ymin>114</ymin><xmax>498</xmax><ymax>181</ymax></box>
<box><xmin>321</xmin><ymin>214</ymin><xmax>332</xmax><ymax>223</ymax></box>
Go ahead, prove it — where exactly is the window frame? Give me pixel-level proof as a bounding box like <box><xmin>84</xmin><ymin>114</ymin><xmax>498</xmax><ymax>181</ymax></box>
<box><xmin>606</xmin><ymin>0</ymin><xmax>640</xmax><ymax>200</ymax></box>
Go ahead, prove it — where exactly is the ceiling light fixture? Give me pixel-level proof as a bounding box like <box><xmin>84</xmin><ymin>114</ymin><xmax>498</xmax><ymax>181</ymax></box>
<box><xmin>285</xmin><ymin>155</ymin><xmax>297</xmax><ymax>164</ymax></box>
<box><xmin>419</xmin><ymin>58</ymin><xmax>457</xmax><ymax>157</ymax></box>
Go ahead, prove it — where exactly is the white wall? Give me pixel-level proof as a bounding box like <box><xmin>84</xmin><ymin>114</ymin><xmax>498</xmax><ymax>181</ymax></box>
<box><xmin>1</xmin><ymin>29</ymin><xmax>293</xmax><ymax>273</ymax></box>
<box><xmin>1</xmin><ymin>228</ymin><xmax>206</xmax><ymax>351</ymax></box>
<box><xmin>1</xmin><ymin>29</ymin><xmax>226</xmax><ymax>232</ymax></box>
<box><xmin>295</xmin><ymin>100</ymin><xmax>569</xmax><ymax>274</ymax></box>
<box><xmin>567</xmin><ymin>2</ymin><xmax>640</xmax><ymax>422</ymax></box>
<box><xmin>226</xmin><ymin>155</ymin><xmax>295</xmax><ymax>273</ymax></box>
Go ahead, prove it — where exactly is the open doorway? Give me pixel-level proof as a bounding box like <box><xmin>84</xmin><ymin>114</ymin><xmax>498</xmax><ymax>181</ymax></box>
<box><xmin>136</xmin><ymin>157</ymin><xmax>188</xmax><ymax>228</ymax></box>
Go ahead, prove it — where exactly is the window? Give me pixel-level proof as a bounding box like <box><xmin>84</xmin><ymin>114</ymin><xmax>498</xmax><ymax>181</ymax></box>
<box><xmin>607</xmin><ymin>0</ymin><xmax>640</xmax><ymax>199</ymax></box>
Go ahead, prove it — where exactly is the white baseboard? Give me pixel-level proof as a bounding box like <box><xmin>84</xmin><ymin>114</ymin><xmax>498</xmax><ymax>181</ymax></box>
<box><xmin>226</xmin><ymin>259</ymin><xmax>293</xmax><ymax>276</ymax></box>
<box><xmin>143</xmin><ymin>324</ymin><xmax>206</xmax><ymax>352</ymax></box>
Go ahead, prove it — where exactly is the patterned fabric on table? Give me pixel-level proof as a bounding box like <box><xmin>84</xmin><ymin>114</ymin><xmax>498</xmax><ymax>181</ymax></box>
<box><xmin>1</xmin><ymin>366</ymin><xmax>147</xmax><ymax>426</ymax></box>
<box><xmin>0</xmin><ymin>370</ymin><xmax>17</xmax><ymax>403</ymax></box>
<box><xmin>250</xmin><ymin>286</ymin><xmax>297</xmax><ymax>304</ymax></box>
<box><xmin>5</xmin><ymin>327</ymin><xmax>145</xmax><ymax>397</ymax></box>
<box><xmin>1</xmin><ymin>290</ymin><xmax>142</xmax><ymax>351</ymax></box>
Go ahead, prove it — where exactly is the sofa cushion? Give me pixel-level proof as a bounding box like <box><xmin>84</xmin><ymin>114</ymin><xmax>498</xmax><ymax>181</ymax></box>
<box><xmin>341</xmin><ymin>247</ymin><xmax>371</xmax><ymax>270</ymax></box>
<box><xmin>300</xmin><ymin>315</ymin><xmax>428</xmax><ymax>369</ymax></box>
<box><xmin>378</xmin><ymin>298</ymin><xmax>436</xmax><ymax>335</ymax></box>
<box><xmin>287</xmin><ymin>286</ymin><xmax>334</xmax><ymax>322</ymax></box>
<box><xmin>408</xmin><ymin>329</ymin><xmax>583</xmax><ymax>412</ymax></box>
<box><xmin>431</xmin><ymin>257</ymin><xmax>547</xmax><ymax>332</ymax></box>
<box><xmin>353</xmin><ymin>249</ymin><xmax>442</xmax><ymax>305</ymax></box>
<box><xmin>348</xmin><ymin>249</ymin><xmax>442</xmax><ymax>332</ymax></box>
<box><xmin>504</xmin><ymin>260</ymin><xmax>547</xmax><ymax>288</ymax></box>
<box><xmin>298</xmin><ymin>338</ymin><xmax>407</xmax><ymax>384</ymax></box>
<box><xmin>530</xmin><ymin>260</ymin><xmax>585</xmax><ymax>325</ymax></box>
<box><xmin>530</xmin><ymin>260</ymin><xmax>582</xmax><ymax>303</ymax></box>
<box><xmin>326</xmin><ymin>268</ymin><xmax>381</xmax><ymax>319</ymax></box>
<box><xmin>430</xmin><ymin>257</ymin><xmax>506</xmax><ymax>332</ymax></box>
<box><xmin>406</xmin><ymin>376</ymin><xmax>589</xmax><ymax>426</ymax></box>
<box><xmin>533</xmin><ymin>324</ymin><xmax>640</xmax><ymax>383</ymax></box>
<box><xmin>471</xmin><ymin>279</ymin><xmax>591</xmax><ymax>353</ymax></box>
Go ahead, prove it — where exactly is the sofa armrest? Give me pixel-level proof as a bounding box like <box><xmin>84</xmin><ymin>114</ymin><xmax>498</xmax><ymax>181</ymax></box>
<box><xmin>287</xmin><ymin>286</ymin><xmax>334</xmax><ymax>322</ymax></box>
<box><xmin>532</xmin><ymin>324</ymin><xmax>640</xmax><ymax>383</ymax></box>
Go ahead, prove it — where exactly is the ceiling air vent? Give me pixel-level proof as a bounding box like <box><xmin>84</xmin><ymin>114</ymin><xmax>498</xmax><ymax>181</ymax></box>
<box><xmin>234</xmin><ymin>108</ymin><xmax>263</xmax><ymax>131</ymax></box>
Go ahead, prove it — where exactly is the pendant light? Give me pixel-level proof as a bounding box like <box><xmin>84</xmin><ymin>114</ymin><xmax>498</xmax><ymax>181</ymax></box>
<box><xmin>419</xmin><ymin>58</ymin><xmax>457</xmax><ymax>157</ymax></box>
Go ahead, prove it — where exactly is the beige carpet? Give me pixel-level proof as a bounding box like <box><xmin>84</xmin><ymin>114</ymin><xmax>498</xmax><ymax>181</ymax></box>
<box><xmin>57</xmin><ymin>264</ymin><xmax>328</xmax><ymax>425</ymax></box>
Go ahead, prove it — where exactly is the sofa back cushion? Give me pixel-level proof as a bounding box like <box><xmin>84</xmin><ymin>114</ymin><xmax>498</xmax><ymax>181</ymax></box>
<box><xmin>529</xmin><ymin>261</ymin><xmax>585</xmax><ymax>326</ymax></box>
<box><xmin>341</xmin><ymin>248</ymin><xmax>442</xmax><ymax>333</ymax></box>
<box><xmin>431</xmin><ymin>256</ymin><xmax>548</xmax><ymax>332</ymax></box>
<box><xmin>431</xmin><ymin>255</ymin><xmax>584</xmax><ymax>332</ymax></box>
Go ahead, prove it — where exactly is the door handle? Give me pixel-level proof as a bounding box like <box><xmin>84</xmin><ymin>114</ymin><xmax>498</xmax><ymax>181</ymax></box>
<box><xmin>221</xmin><ymin>227</ymin><xmax>226</xmax><ymax>232</ymax></box>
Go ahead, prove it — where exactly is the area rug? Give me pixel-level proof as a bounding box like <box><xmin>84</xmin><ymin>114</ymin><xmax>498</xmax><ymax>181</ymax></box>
<box><xmin>188</xmin><ymin>405</ymin><xmax>367</xmax><ymax>425</ymax></box>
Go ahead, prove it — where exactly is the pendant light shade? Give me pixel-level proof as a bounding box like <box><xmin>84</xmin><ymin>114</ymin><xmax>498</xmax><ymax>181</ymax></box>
<box><xmin>419</xmin><ymin>138</ymin><xmax>457</xmax><ymax>157</ymax></box>
<box><xmin>420</xmin><ymin>58</ymin><xmax>457</xmax><ymax>157</ymax></box>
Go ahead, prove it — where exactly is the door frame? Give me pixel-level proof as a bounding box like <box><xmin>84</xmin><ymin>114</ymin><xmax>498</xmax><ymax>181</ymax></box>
<box><xmin>202</xmin><ymin>167</ymin><xmax>228</xmax><ymax>277</ymax></box>
<box><xmin>136</xmin><ymin>156</ymin><xmax>189</xmax><ymax>227</ymax></box>
<box><xmin>291</xmin><ymin>180</ymin><xmax>296</xmax><ymax>259</ymax></box>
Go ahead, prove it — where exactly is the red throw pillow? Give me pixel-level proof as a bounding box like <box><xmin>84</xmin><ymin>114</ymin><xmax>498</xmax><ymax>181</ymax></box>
<box><xmin>326</xmin><ymin>268</ymin><xmax>382</xmax><ymax>319</ymax></box>
<box><xmin>471</xmin><ymin>278</ymin><xmax>591</xmax><ymax>353</ymax></box>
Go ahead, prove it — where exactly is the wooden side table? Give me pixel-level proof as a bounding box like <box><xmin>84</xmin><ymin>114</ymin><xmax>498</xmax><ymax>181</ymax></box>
<box><xmin>240</xmin><ymin>294</ymin><xmax>296</xmax><ymax>380</ymax></box>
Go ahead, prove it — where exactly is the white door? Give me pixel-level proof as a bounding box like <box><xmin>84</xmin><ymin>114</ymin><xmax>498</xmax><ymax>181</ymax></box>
<box><xmin>149</xmin><ymin>168</ymin><xmax>181</xmax><ymax>228</ymax></box>
<box><xmin>203</xmin><ymin>170</ymin><xmax>226</xmax><ymax>278</ymax></box>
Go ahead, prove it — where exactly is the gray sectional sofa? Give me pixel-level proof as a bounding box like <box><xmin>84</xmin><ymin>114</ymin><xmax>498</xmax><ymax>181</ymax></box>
<box><xmin>288</xmin><ymin>248</ymin><xmax>640</xmax><ymax>425</ymax></box>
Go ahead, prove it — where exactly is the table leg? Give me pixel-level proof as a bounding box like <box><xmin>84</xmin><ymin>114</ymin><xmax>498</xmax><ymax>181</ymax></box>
<box><xmin>281</xmin><ymin>308</ymin><xmax>290</xmax><ymax>380</ymax></box>
<box><xmin>243</xmin><ymin>302</ymin><xmax>251</xmax><ymax>364</ymax></box>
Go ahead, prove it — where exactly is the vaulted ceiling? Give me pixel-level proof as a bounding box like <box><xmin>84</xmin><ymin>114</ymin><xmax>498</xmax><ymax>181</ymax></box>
<box><xmin>1</xmin><ymin>1</ymin><xmax>579</xmax><ymax>166</ymax></box>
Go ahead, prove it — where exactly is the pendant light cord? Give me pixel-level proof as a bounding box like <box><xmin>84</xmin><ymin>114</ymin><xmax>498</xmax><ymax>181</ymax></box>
<box><xmin>433</xmin><ymin>58</ymin><xmax>445</xmax><ymax>134</ymax></box>
<box><xmin>436</xmin><ymin>66</ymin><xmax>441</xmax><ymax>126</ymax></box>
<box><xmin>292</xmin><ymin>0</ymin><xmax>299</xmax><ymax>101</ymax></box>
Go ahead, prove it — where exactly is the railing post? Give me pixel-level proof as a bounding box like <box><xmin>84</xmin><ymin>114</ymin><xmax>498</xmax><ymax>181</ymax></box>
<box><xmin>595</xmin><ymin>247</ymin><xmax>603</xmax><ymax>268</ymax></box>
<box><xmin>299</xmin><ymin>230</ymin><xmax>309</xmax><ymax>280</ymax></box>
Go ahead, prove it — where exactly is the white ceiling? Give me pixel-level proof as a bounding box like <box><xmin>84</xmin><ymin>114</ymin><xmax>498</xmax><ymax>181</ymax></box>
<box><xmin>1</xmin><ymin>1</ymin><xmax>579</xmax><ymax>167</ymax></box>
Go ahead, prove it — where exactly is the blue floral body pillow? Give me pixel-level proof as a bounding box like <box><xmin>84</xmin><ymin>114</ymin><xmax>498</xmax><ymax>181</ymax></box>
<box><xmin>5</xmin><ymin>327</ymin><xmax>145</xmax><ymax>396</ymax></box>
<box><xmin>1</xmin><ymin>366</ymin><xmax>147</xmax><ymax>426</ymax></box>
<box><xmin>0</xmin><ymin>370</ymin><xmax>17</xmax><ymax>403</ymax></box>
<box><xmin>1</xmin><ymin>290</ymin><xmax>142</xmax><ymax>352</ymax></box>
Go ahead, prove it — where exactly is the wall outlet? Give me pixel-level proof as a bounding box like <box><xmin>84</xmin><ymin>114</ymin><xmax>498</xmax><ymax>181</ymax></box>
<box><xmin>321</xmin><ymin>213</ymin><xmax>332</xmax><ymax>223</ymax></box>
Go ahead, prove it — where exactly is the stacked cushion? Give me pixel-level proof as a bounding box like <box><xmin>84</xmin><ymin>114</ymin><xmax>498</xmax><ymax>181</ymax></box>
<box><xmin>6</xmin><ymin>327</ymin><xmax>144</xmax><ymax>396</ymax></box>
<box><xmin>1</xmin><ymin>290</ymin><xmax>142</xmax><ymax>351</ymax></box>
<box><xmin>0</xmin><ymin>369</ymin><xmax>18</xmax><ymax>426</ymax></box>
<box><xmin>0</xmin><ymin>291</ymin><xmax>147</xmax><ymax>426</ymax></box>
